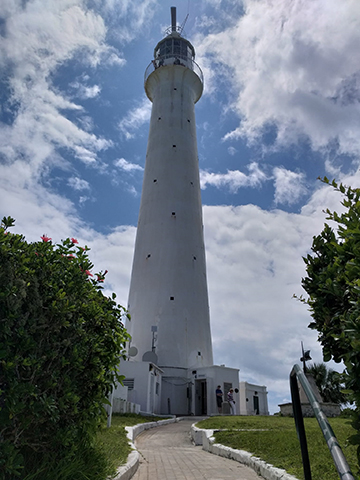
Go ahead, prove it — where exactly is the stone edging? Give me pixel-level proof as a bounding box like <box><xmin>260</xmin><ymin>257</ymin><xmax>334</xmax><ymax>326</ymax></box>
<box><xmin>191</xmin><ymin>424</ymin><xmax>300</xmax><ymax>480</ymax></box>
<box><xmin>112</xmin><ymin>417</ymin><xmax>179</xmax><ymax>480</ymax></box>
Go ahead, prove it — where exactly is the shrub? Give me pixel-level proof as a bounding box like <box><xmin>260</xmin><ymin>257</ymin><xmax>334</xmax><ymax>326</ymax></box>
<box><xmin>299</xmin><ymin>179</ymin><xmax>360</xmax><ymax>469</ymax></box>
<box><xmin>0</xmin><ymin>216</ymin><xmax>130</xmax><ymax>479</ymax></box>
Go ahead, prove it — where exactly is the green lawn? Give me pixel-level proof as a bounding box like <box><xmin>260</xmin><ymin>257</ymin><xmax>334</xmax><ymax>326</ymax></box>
<box><xmin>97</xmin><ymin>414</ymin><xmax>170</xmax><ymax>477</ymax></box>
<box><xmin>197</xmin><ymin>416</ymin><xmax>359</xmax><ymax>480</ymax></box>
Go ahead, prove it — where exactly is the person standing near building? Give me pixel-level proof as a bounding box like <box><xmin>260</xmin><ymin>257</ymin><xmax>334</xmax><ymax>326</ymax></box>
<box><xmin>215</xmin><ymin>385</ymin><xmax>223</xmax><ymax>414</ymax></box>
<box><xmin>227</xmin><ymin>388</ymin><xmax>236</xmax><ymax>415</ymax></box>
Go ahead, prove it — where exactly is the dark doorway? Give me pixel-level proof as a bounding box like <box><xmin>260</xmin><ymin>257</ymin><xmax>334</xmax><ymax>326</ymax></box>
<box><xmin>253</xmin><ymin>395</ymin><xmax>259</xmax><ymax>415</ymax></box>
<box><xmin>195</xmin><ymin>379</ymin><xmax>207</xmax><ymax>415</ymax></box>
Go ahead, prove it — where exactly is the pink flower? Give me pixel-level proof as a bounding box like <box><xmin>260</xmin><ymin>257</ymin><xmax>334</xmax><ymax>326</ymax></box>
<box><xmin>104</xmin><ymin>270</ymin><xmax>108</xmax><ymax>275</ymax></box>
<box><xmin>85</xmin><ymin>270</ymin><xmax>93</xmax><ymax>277</ymax></box>
<box><xmin>41</xmin><ymin>235</ymin><xmax>51</xmax><ymax>242</ymax></box>
<box><xmin>96</xmin><ymin>275</ymin><xmax>104</xmax><ymax>282</ymax></box>
<box><xmin>71</xmin><ymin>238</ymin><xmax>78</xmax><ymax>244</ymax></box>
<box><xmin>67</xmin><ymin>254</ymin><xmax>75</xmax><ymax>259</ymax></box>
<box><xmin>35</xmin><ymin>252</ymin><xmax>39</xmax><ymax>256</ymax></box>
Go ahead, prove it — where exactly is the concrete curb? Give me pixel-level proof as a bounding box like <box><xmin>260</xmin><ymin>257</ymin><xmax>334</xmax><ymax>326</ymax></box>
<box><xmin>112</xmin><ymin>417</ymin><xmax>180</xmax><ymax>480</ymax></box>
<box><xmin>191</xmin><ymin>424</ymin><xmax>300</xmax><ymax>480</ymax></box>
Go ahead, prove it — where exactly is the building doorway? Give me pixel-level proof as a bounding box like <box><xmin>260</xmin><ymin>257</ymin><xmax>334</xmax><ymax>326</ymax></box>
<box><xmin>253</xmin><ymin>395</ymin><xmax>259</xmax><ymax>415</ymax></box>
<box><xmin>195</xmin><ymin>379</ymin><xmax>207</xmax><ymax>415</ymax></box>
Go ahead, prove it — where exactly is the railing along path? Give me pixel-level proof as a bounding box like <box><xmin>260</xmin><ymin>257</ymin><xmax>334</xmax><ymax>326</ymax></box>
<box><xmin>290</xmin><ymin>364</ymin><xmax>354</xmax><ymax>480</ymax></box>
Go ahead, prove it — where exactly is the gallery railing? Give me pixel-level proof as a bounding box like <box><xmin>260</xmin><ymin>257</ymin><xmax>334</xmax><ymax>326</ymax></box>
<box><xmin>144</xmin><ymin>54</ymin><xmax>203</xmax><ymax>86</ymax></box>
<box><xmin>290</xmin><ymin>364</ymin><xmax>354</xmax><ymax>480</ymax></box>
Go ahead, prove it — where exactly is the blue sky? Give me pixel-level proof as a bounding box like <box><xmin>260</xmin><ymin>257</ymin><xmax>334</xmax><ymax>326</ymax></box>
<box><xmin>1</xmin><ymin>0</ymin><xmax>360</xmax><ymax>414</ymax></box>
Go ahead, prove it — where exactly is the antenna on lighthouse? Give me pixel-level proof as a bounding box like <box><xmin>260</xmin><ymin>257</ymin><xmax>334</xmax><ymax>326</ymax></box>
<box><xmin>171</xmin><ymin>6</ymin><xmax>176</xmax><ymax>32</ymax></box>
<box><xmin>180</xmin><ymin>13</ymin><xmax>189</xmax><ymax>34</ymax></box>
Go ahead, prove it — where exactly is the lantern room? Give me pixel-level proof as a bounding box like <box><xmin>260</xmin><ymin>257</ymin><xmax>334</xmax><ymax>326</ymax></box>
<box><xmin>144</xmin><ymin>7</ymin><xmax>203</xmax><ymax>92</ymax></box>
<box><xmin>154</xmin><ymin>34</ymin><xmax>195</xmax><ymax>69</ymax></box>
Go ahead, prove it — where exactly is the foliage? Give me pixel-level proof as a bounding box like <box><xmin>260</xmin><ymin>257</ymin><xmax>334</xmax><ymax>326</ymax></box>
<box><xmin>299</xmin><ymin>178</ymin><xmax>360</xmax><ymax>469</ymax></box>
<box><xmin>341</xmin><ymin>408</ymin><xmax>356</xmax><ymax>419</ymax></box>
<box><xmin>197</xmin><ymin>416</ymin><xmax>358</xmax><ymax>480</ymax></box>
<box><xmin>0</xmin><ymin>217</ymin><xmax>130</xmax><ymax>479</ymax></box>
<box><xmin>306</xmin><ymin>362</ymin><xmax>347</xmax><ymax>404</ymax></box>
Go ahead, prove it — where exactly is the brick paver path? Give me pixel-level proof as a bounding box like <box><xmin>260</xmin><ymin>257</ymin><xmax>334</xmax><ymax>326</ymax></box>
<box><xmin>131</xmin><ymin>418</ymin><xmax>261</xmax><ymax>480</ymax></box>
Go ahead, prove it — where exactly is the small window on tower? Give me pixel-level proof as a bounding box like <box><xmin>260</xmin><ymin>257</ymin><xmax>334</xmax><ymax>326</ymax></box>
<box><xmin>170</xmin><ymin>296</ymin><xmax>174</xmax><ymax>300</ymax></box>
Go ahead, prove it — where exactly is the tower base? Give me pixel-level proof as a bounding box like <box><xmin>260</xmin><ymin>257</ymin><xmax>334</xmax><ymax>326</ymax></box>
<box><xmin>118</xmin><ymin>361</ymin><xmax>240</xmax><ymax>416</ymax></box>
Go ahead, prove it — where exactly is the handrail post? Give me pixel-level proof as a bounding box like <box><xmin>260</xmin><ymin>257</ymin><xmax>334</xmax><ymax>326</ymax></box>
<box><xmin>290</xmin><ymin>364</ymin><xmax>355</xmax><ymax>480</ymax></box>
<box><xmin>290</xmin><ymin>368</ymin><xmax>312</xmax><ymax>480</ymax></box>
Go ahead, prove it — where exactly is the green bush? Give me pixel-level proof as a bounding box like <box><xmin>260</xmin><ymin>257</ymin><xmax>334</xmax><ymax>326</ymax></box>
<box><xmin>299</xmin><ymin>179</ymin><xmax>360</xmax><ymax>469</ymax></box>
<box><xmin>0</xmin><ymin>216</ymin><xmax>130</xmax><ymax>479</ymax></box>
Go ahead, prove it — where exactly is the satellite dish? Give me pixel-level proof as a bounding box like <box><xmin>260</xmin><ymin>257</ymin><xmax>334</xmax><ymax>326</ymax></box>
<box><xmin>128</xmin><ymin>346</ymin><xmax>138</xmax><ymax>357</ymax></box>
<box><xmin>142</xmin><ymin>351</ymin><xmax>158</xmax><ymax>364</ymax></box>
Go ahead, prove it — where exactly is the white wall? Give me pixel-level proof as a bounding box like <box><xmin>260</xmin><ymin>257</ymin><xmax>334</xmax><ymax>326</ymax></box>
<box><xmin>239</xmin><ymin>381</ymin><xmax>269</xmax><ymax>415</ymax></box>
<box><xmin>119</xmin><ymin>361</ymin><xmax>163</xmax><ymax>414</ymax></box>
<box><xmin>127</xmin><ymin>62</ymin><xmax>213</xmax><ymax>371</ymax></box>
<box><xmin>113</xmin><ymin>383</ymin><xmax>128</xmax><ymax>401</ymax></box>
<box><xmin>194</xmin><ymin>365</ymin><xmax>240</xmax><ymax>415</ymax></box>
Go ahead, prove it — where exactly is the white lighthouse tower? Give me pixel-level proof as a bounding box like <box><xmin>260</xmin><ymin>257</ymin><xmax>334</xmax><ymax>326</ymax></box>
<box><xmin>121</xmin><ymin>8</ymin><xmax>239</xmax><ymax>416</ymax></box>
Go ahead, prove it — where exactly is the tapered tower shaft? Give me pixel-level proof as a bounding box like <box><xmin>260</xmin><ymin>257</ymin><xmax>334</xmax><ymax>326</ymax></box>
<box><xmin>127</xmin><ymin>16</ymin><xmax>213</xmax><ymax>372</ymax></box>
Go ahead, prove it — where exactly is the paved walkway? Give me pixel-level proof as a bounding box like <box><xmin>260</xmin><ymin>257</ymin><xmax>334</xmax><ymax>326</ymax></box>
<box><xmin>131</xmin><ymin>418</ymin><xmax>261</xmax><ymax>480</ymax></box>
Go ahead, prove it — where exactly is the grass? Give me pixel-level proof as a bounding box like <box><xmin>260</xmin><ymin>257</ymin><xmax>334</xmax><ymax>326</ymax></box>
<box><xmin>18</xmin><ymin>413</ymin><xmax>168</xmax><ymax>480</ymax></box>
<box><xmin>97</xmin><ymin>413</ymin><xmax>170</xmax><ymax>477</ymax></box>
<box><xmin>21</xmin><ymin>439</ymin><xmax>111</xmax><ymax>480</ymax></box>
<box><xmin>197</xmin><ymin>416</ymin><xmax>359</xmax><ymax>480</ymax></box>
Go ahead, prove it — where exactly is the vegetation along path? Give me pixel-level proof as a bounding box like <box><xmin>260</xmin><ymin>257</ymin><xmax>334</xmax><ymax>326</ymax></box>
<box><xmin>131</xmin><ymin>417</ymin><xmax>261</xmax><ymax>480</ymax></box>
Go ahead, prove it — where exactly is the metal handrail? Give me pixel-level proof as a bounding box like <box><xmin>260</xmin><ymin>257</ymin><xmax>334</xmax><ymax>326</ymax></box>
<box><xmin>144</xmin><ymin>54</ymin><xmax>203</xmax><ymax>86</ymax></box>
<box><xmin>290</xmin><ymin>364</ymin><xmax>354</xmax><ymax>480</ymax></box>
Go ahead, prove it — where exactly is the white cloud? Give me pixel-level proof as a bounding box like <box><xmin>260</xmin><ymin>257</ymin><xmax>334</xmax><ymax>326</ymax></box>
<box><xmin>203</xmin><ymin>200</ymin><xmax>333</xmax><ymax>412</ymax></box>
<box><xmin>273</xmin><ymin>167</ymin><xmax>307</xmax><ymax>205</ymax></box>
<box><xmin>68</xmin><ymin>176</ymin><xmax>91</xmax><ymax>191</ymax></box>
<box><xmin>114</xmin><ymin>158</ymin><xmax>144</xmax><ymax>172</ymax></box>
<box><xmin>79</xmin><ymin>195</ymin><xmax>90</xmax><ymax>205</ymax></box>
<box><xmin>118</xmin><ymin>100</ymin><xmax>152</xmax><ymax>140</ymax></box>
<box><xmin>71</xmin><ymin>82</ymin><xmax>102</xmax><ymax>99</ymax></box>
<box><xmin>196</xmin><ymin>0</ymin><xmax>360</xmax><ymax>160</ymax></box>
<box><xmin>200</xmin><ymin>162</ymin><xmax>267</xmax><ymax>192</ymax></box>
<box><xmin>0</xmin><ymin>0</ymin><xmax>115</xmax><ymax>183</ymax></box>
<box><xmin>92</xmin><ymin>0</ymin><xmax>157</xmax><ymax>43</ymax></box>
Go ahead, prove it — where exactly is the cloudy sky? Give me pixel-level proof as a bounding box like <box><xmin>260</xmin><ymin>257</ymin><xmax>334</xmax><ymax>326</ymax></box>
<box><xmin>1</xmin><ymin>0</ymin><xmax>360</xmax><ymax>414</ymax></box>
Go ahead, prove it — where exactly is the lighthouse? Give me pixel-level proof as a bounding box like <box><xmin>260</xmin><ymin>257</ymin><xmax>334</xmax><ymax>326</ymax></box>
<box><xmin>120</xmin><ymin>8</ymin><xmax>240</xmax><ymax>416</ymax></box>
